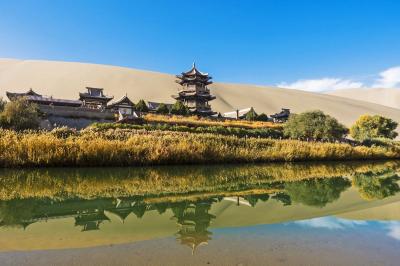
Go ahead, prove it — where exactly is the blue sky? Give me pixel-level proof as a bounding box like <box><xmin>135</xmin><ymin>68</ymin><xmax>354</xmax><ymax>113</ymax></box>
<box><xmin>1</xmin><ymin>0</ymin><xmax>400</xmax><ymax>90</ymax></box>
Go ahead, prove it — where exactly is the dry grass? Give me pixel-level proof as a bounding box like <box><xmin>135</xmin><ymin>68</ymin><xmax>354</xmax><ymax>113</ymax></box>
<box><xmin>0</xmin><ymin>129</ymin><xmax>400</xmax><ymax>168</ymax></box>
<box><xmin>143</xmin><ymin>113</ymin><xmax>281</xmax><ymax>129</ymax></box>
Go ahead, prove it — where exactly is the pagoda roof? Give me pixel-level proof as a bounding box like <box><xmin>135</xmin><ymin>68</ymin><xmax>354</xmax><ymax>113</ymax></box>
<box><xmin>79</xmin><ymin>93</ymin><xmax>114</xmax><ymax>102</ymax></box>
<box><xmin>108</xmin><ymin>95</ymin><xmax>135</xmax><ymax>107</ymax></box>
<box><xmin>172</xmin><ymin>93</ymin><xmax>216</xmax><ymax>101</ymax></box>
<box><xmin>178</xmin><ymin>63</ymin><xmax>210</xmax><ymax>78</ymax></box>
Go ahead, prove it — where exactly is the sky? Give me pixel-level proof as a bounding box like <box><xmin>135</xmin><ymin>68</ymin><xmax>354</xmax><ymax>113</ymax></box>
<box><xmin>0</xmin><ymin>0</ymin><xmax>400</xmax><ymax>91</ymax></box>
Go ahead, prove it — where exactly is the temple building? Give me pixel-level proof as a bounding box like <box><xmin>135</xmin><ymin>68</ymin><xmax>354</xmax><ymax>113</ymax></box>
<box><xmin>270</xmin><ymin>108</ymin><xmax>290</xmax><ymax>122</ymax></box>
<box><xmin>79</xmin><ymin>87</ymin><xmax>113</xmax><ymax>109</ymax></box>
<box><xmin>173</xmin><ymin>63</ymin><xmax>216</xmax><ymax>116</ymax></box>
<box><xmin>6</xmin><ymin>89</ymin><xmax>82</xmax><ymax>107</ymax></box>
<box><xmin>108</xmin><ymin>95</ymin><xmax>136</xmax><ymax>116</ymax></box>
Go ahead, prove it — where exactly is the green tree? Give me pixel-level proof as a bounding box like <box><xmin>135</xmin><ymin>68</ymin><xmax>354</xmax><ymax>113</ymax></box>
<box><xmin>156</xmin><ymin>103</ymin><xmax>170</xmax><ymax>114</ymax></box>
<box><xmin>0</xmin><ymin>98</ymin><xmax>40</xmax><ymax>130</ymax></box>
<box><xmin>256</xmin><ymin>113</ymin><xmax>269</xmax><ymax>122</ymax></box>
<box><xmin>135</xmin><ymin>99</ymin><xmax>149</xmax><ymax>113</ymax></box>
<box><xmin>283</xmin><ymin>110</ymin><xmax>348</xmax><ymax>140</ymax></box>
<box><xmin>350</xmin><ymin>114</ymin><xmax>398</xmax><ymax>141</ymax></box>
<box><xmin>245</xmin><ymin>108</ymin><xmax>258</xmax><ymax>121</ymax></box>
<box><xmin>0</xmin><ymin>98</ymin><xmax>6</xmax><ymax>112</ymax></box>
<box><xmin>284</xmin><ymin>177</ymin><xmax>351</xmax><ymax>207</ymax></box>
<box><xmin>171</xmin><ymin>101</ymin><xmax>189</xmax><ymax>115</ymax></box>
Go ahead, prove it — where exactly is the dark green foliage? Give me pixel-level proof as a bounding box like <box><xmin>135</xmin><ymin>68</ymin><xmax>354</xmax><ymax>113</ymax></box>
<box><xmin>272</xmin><ymin>192</ymin><xmax>292</xmax><ymax>206</ymax></box>
<box><xmin>156</xmin><ymin>103</ymin><xmax>170</xmax><ymax>114</ymax></box>
<box><xmin>283</xmin><ymin>110</ymin><xmax>348</xmax><ymax>140</ymax></box>
<box><xmin>0</xmin><ymin>98</ymin><xmax>6</xmax><ymax>113</ymax></box>
<box><xmin>350</xmin><ymin>114</ymin><xmax>398</xmax><ymax>141</ymax></box>
<box><xmin>352</xmin><ymin>171</ymin><xmax>400</xmax><ymax>200</ymax></box>
<box><xmin>243</xmin><ymin>194</ymin><xmax>270</xmax><ymax>207</ymax></box>
<box><xmin>245</xmin><ymin>108</ymin><xmax>258</xmax><ymax>121</ymax></box>
<box><xmin>256</xmin><ymin>113</ymin><xmax>269</xmax><ymax>122</ymax></box>
<box><xmin>0</xmin><ymin>98</ymin><xmax>40</xmax><ymax>130</ymax></box>
<box><xmin>284</xmin><ymin>177</ymin><xmax>351</xmax><ymax>207</ymax></box>
<box><xmin>170</xmin><ymin>101</ymin><xmax>189</xmax><ymax>115</ymax></box>
<box><xmin>91</xmin><ymin>122</ymin><xmax>284</xmax><ymax>139</ymax></box>
<box><xmin>135</xmin><ymin>99</ymin><xmax>149</xmax><ymax>113</ymax></box>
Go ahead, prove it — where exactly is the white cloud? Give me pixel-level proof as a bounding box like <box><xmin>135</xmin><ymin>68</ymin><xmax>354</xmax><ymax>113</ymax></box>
<box><xmin>373</xmin><ymin>66</ymin><xmax>400</xmax><ymax>88</ymax></box>
<box><xmin>277</xmin><ymin>78</ymin><xmax>364</xmax><ymax>92</ymax></box>
<box><xmin>384</xmin><ymin>221</ymin><xmax>400</xmax><ymax>241</ymax></box>
<box><xmin>294</xmin><ymin>217</ymin><xmax>367</xmax><ymax>230</ymax></box>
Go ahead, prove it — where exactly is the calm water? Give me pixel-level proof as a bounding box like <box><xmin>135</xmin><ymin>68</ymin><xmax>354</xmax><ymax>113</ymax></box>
<box><xmin>0</xmin><ymin>161</ymin><xmax>399</xmax><ymax>265</ymax></box>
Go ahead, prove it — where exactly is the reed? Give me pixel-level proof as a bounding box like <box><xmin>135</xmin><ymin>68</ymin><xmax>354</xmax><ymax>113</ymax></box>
<box><xmin>143</xmin><ymin>113</ymin><xmax>281</xmax><ymax>129</ymax></box>
<box><xmin>0</xmin><ymin>129</ymin><xmax>399</xmax><ymax>167</ymax></box>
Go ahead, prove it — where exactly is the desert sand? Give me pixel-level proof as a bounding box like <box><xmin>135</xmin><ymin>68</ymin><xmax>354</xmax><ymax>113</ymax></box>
<box><xmin>1</xmin><ymin>59</ymin><xmax>400</xmax><ymax>128</ymax></box>
<box><xmin>327</xmin><ymin>87</ymin><xmax>400</xmax><ymax>109</ymax></box>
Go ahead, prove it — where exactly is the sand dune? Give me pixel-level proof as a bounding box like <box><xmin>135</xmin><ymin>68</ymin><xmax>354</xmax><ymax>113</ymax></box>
<box><xmin>327</xmin><ymin>88</ymin><xmax>400</xmax><ymax>109</ymax></box>
<box><xmin>1</xmin><ymin>59</ymin><xmax>400</xmax><ymax>129</ymax></box>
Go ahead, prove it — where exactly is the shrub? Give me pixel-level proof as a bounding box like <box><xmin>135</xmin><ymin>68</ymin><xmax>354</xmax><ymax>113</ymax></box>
<box><xmin>0</xmin><ymin>98</ymin><xmax>6</xmax><ymax>113</ymax></box>
<box><xmin>0</xmin><ymin>98</ymin><xmax>40</xmax><ymax>130</ymax></box>
<box><xmin>245</xmin><ymin>108</ymin><xmax>258</xmax><ymax>121</ymax></box>
<box><xmin>256</xmin><ymin>113</ymin><xmax>269</xmax><ymax>122</ymax></box>
<box><xmin>350</xmin><ymin>114</ymin><xmax>398</xmax><ymax>141</ymax></box>
<box><xmin>135</xmin><ymin>99</ymin><xmax>149</xmax><ymax>113</ymax></box>
<box><xmin>171</xmin><ymin>101</ymin><xmax>189</xmax><ymax>115</ymax></box>
<box><xmin>283</xmin><ymin>110</ymin><xmax>348</xmax><ymax>141</ymax></box>
<box><xmin>51</xmin><ymin>126</ymin><xmax>77</xmax><ymax>138</ymax></box>
<box><xmin>156</xmin><ymin>103</ymin><xmax>170</xmax><ymax>114</ymax></box>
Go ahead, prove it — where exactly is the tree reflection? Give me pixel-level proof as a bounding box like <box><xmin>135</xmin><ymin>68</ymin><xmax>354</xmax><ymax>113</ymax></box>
<box><xmin>353</xmin><ymin>171</ymin><xmax>400</xmax><ymax>200</ymax></box>
<box><xmin>284</xmin><ymin>177</ymin><xmax>351</xmax><ymax>207</ymax></box>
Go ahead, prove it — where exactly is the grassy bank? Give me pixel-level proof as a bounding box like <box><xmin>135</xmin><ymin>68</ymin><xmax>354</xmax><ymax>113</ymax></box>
<box><xmin>92</xmin><ymin>122</ymin><xmax>283</xmax><ymax>138</ymax></box>
<box><xmin>1</xmin><ymin>129</ymin><xmax>400</xmax><ymax>167</ymax></box>
<box><xmin>143</xmin><ymin>113</ymin><xmax>280</xmax><ymax>129</ymax></box>
<box><xmin>0</xmin><ymin>161</ymin><xmax>398</xmax><ymax>200</ymax></box>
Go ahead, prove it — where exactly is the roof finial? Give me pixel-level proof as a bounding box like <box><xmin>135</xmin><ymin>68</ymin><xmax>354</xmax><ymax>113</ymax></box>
<box><xmin>192</xmin><ymin>61</ymin><xmax>196</xmax><ymax>68</ymax></box>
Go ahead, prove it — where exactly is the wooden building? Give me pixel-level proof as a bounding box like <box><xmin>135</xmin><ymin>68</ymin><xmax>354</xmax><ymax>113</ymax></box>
<box><xmin>270</xmin><ymin>108</ymin><xmax>290</xmax><ymax>122</ymax></box>
<box><xmin>6</xmin><ymin>89</ymin><xmax>82</xmax><ymax>107</ymax></box>
<box><xmin>108</xmin><ymin>95</ymin><xmax>135</xmax><ymax>116</ymax></box>
<box><xmin>172</xmin><ymin>63</ymin><xmax>216</xmax><ymax>116</ymax></box>
<box><xmin>79</xmin><ymin>87</ymin><xmax>113</xmax><ymax>109</ymax></box>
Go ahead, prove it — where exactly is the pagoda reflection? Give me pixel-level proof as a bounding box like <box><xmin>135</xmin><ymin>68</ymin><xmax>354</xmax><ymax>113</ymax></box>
<box><xmin>171</xmin><ymin>200</ymin><xmax>216</xmax><ymax>254</ymax></box>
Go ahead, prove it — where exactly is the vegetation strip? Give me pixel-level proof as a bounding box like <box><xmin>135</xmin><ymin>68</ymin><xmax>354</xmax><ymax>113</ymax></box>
<box><xmin>1</xmin><ymin>129</ymin><xmax>400</xmax><ymax>168</ymax></box>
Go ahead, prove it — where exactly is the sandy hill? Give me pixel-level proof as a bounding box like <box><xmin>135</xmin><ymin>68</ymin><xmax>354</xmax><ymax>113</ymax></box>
<box><xmin>326</xmin><ymin>88</ymin><xmax>400</xmax><ymax>109</ymax></box>
<box><xmin>1</xmin><ymin>59</ymin><xmax>400</xmax><ymax>129</ymax></box>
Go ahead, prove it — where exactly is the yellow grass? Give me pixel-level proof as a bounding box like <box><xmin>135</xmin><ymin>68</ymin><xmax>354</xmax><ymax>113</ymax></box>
<box><xmin>144</xmin><ymin>113</ymin><xmax>281</xmax><ymax>129</ymax></box>
<box><xmin>0</xmin><ymin>129</ymin><xmax>400</xmax><ymax>168</ymax></box>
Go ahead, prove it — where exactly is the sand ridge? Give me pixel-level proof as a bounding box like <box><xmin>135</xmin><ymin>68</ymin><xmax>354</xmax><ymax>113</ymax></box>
<box><xmin>1</xmin><ymin>59</ymin><xmax>400</xmax><ymax>129</ymax></box>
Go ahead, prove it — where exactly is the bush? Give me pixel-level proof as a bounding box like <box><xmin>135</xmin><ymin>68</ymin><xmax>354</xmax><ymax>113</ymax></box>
<box><xmin>136</xmin><ymin>99</ymin><xmax>149</xmax><ymax>113</ymax></box>
<box><xmin>350</xmin><ymin>114</ymin><xmax>398</xmax><ymax>141</ymax></box>
<box><xmin>171</xmin><ymin>101</ymin><xmax>189</xmax><ymax>115</ymax></box>
<box><xmin>283</xmin><ymin>110</ymin><xmax>348</xmax><ymax>141</ymax></box>
<box><xmin>256</xmin><ymin>113</ymin><xmax>269</xmax><ymax>122</ymax></box>
<box><xmin>156</xmin><ymin>103</ymin><xmax>170</xmax><ymax>114</ymax></box>
<box><xmin>0</xmin><ymin>98</ymin><xmax>40</xmax><ymax>130</ymax></box>
<box><xmin>0</xmin><ymin>98</ymin><xmax>6</xmax><ymax>113</ymax></box>
<box><xmin>245</xmin><ymin>108</ymin><xmax>258</xmax><ymax>121</ymax></box>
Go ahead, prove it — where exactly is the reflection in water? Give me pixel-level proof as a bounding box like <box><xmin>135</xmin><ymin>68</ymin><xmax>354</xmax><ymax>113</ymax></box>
<box><xmin>0</xmin><ymin>161</ymin><xmax>399</xmax><ymax>253</ymax></box>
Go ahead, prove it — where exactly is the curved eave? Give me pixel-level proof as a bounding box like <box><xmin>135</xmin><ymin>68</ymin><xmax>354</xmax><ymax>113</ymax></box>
<box><xmin>79</xmin><ymin>93</ymin><xmax>114</xmax><ymax>102</ymax></box>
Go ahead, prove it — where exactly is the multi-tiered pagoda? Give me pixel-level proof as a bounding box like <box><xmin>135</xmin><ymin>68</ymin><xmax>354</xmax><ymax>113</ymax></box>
<box><xmin>173</xmin><ymin>63</ymin><xmax>216</xmax><ymax>116</ymax></box>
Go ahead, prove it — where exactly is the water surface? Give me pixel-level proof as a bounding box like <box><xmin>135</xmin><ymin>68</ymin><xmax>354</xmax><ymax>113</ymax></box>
<box><xmin>0</xmin><ymin>161</ymin><xmax>399</xmax><ymax>265</ymax></box>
